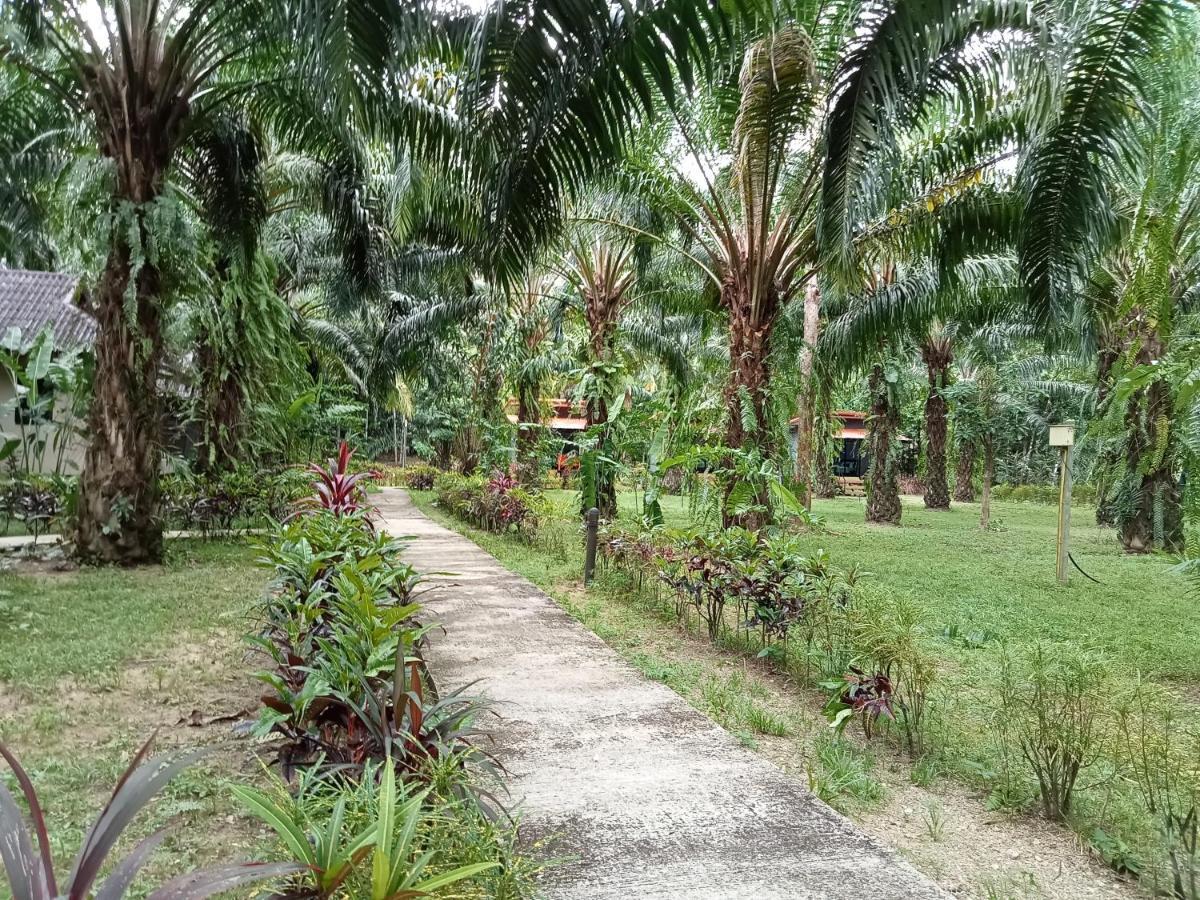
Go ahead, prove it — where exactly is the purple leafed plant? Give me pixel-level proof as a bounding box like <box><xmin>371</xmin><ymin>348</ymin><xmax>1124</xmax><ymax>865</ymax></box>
<box><xmin>308</xmin><ymin>441</ymin><xmax>371</xmax><ymax>518</ymax></box>
<box><xmin>0</xmin><ymin>737</ymin><xmax>302</xmax><ymax>900</ymax></box>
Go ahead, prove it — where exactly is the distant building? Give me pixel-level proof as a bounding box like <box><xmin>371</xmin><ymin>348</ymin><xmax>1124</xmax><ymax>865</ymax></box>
<box><xmin>788</xmin><ymin>409</ymin><xmax>913</xmax><ymax>478</ymax></box>
<box><xmin>0</xmin><ymin>269</ymin><xmax>95</xmax><ymax>473</ymax></box>
<box><xmin>505</xmin><ymin>398</ymin><xmax>588</xmax><ymax>438</ymax></box>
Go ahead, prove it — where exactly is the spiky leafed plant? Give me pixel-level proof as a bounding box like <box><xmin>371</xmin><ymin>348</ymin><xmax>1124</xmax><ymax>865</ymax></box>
<box><xmin>0</xmin><ymin>737</ymin><xmax>301</xmax><ymax>900</ymax></box>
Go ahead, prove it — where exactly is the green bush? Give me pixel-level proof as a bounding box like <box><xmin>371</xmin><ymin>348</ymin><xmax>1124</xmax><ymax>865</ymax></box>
<box><xmin>991</xmin><ymin>482</ymin><xmax>1098</xmax><ymax>504</ymax></box>
<box><xmin>996</xmin><ymin>641</ymin><xmax>1109</xmax><ymax>821</ymax></box>
<box><xmin>160</xmin><ymin>464</ymin><xmax>311</xmax><ymax>532</ymax></box>
<box><xmin>434</xmin><ymin>471</ymin><xmax>546</xmax><ymax>538</ymax></box>
<box><xmin>400</xmin><ymin>462</ymin><xmax>441</xmax><ymax>491</ymax></box>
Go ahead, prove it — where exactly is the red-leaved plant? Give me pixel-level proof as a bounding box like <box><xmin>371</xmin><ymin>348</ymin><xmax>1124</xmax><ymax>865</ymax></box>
<box><xmin>0</xmin><ymin>738</ymin><xmax>301</xmax><ymax>900</ymax></box>
<box><xmin>824</xmin><ymin>666</ymin><xmax>896</xmax><ymax>738</ymax></box>
<box><xmin>308</xmin><ymin>442</ymin><xmax>371</xmax><ymax>518</ymax></box>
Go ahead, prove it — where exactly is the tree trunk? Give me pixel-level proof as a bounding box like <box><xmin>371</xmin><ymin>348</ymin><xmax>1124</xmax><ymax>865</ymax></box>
<box><xmin>1120</xmin><ymin>376</ymin><xmax>1184</xmax><ymax>552</ymax></box>
<box><xmin>921</xmin><ymin>342</ymin><xmax>952</xmax><ymax>510</ymax></box>
<box><xmin>865</xmin><ymin>364</ymin><xmax>901</xmax><ymax>525</ymax></box>
<box><xmin>980</xmin><ymin>436</ymin><xmax>994</xmax><ymax>529</ymax></box>
<box><xmin>813</xmin><ymin>381</ymin><xmax>836</xmax><ymax>499</ymax></box>
<box><xmin>953</xmin><ymin>440</ymin><xmax>976</xmax><ymax>502</ymax></box>
<box><xmin>75</xmin><ymin>237</ymin><xmax>165</xmax><ymax>564</ymax></box>
<box><xmin>723</xmin><ymin>290</ymin><xmax>775</xmax><ymax>529</ymax></box>
<box><xmin>195</xmin><ymin>329</ymin><xmax>243</xmax><ymax>475</ymax></box>
<box><xmin>793</xmin><ymin>281</ymin><xmax>820</xmax><ymax>510</ymax></box>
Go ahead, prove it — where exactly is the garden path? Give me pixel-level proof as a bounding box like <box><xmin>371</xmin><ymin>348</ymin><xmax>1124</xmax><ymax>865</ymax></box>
<box><xmin>376</xmin><ymin>488</ymin><xmax>947</xmax><ymax>900</ymax></box>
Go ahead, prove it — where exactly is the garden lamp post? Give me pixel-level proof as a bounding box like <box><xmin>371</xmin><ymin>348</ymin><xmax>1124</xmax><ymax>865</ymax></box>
<box><xmin>1049</xmin><ymin>422</ymin><xmax>1075</xmax><ymax>584</ymax></box>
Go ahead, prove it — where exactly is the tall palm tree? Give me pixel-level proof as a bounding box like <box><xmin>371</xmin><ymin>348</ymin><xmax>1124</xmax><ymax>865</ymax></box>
<box><xmin>0</xmin><ymin>2</ymin><xmax>291</xmax><ymax>562</ymax></box>
<box><xmin>920</xmin><ymin>321</ymin><xmax>955</xmax><ymax>509</ymax></box>
<box><xmin>1080</xmin><ymin>41</ymin><xmax>1200</xmax><ymax>553</ymax></box>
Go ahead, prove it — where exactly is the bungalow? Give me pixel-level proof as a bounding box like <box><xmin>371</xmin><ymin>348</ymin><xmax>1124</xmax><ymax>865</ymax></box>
<box><xmin>505</xmin><ymin>397</ymin><xmax>588</xmax><ymax>438</ymax></box>
<box><xmin>0</xmin><ymin>268</ymin><xmax>95</xmax><ymax>474</ymax></box>
<box><xmin>788</xmin><ymin>409</ymin><xmax>914</xmax><ymax>478</ymax></box>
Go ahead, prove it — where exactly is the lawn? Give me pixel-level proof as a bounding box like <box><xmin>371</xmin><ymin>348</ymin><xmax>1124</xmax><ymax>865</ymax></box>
<box><xmin>550</xmin><ymin>489</ymin><xmax>1197</xmax><ymax>683</ymax></box>
<box><xmin>0</xmin><ymin>540</ymin><xmax>272</xmax><ymax>892</ymax></box>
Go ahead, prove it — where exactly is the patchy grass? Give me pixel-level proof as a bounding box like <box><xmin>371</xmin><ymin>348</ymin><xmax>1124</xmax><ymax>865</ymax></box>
<box><xmin>0</xmin><ymin>540</ymin><xmax>260</xmax><ymax>685</ymax></box>
<box><xmin>0</xmin><ymin>539</ymin><xmax>272</xmax><ymax>890</ymax></box>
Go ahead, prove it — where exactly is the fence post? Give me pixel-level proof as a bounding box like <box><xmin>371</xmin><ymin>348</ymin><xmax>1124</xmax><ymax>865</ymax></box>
<box><xmin>584</xmin><ymin>507</ymin><xmax>599</xmax><ymax>586</ymax></box>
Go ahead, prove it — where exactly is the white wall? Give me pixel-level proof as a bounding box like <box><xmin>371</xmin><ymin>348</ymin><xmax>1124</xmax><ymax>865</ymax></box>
<box><xmin>0</xmin><ymin>372</ymin><xmax>88</xmax><ymax>476</ymax></box>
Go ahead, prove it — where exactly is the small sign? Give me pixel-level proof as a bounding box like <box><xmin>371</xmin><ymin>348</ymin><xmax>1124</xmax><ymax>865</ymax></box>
<box><xmin>1049</xmin><ymin>422</ymin><xmax>1075</xmax><ymax>447</ymax></box>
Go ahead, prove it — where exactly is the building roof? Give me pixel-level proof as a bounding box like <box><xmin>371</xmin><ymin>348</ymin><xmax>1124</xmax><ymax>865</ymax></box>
<box><xmin>0</xmin><ymin>269</ymin><xmax>95</xmax><ymax>352</ymax></box>
<box><xmin>505</xmin><ymin>398</ymin><xmax>588</xmax><ymax>432</ymax></box>
<box><xmin>789</xmin><ymin>409</ymin><xmax>912</xmax><ymax>443</ymax></box>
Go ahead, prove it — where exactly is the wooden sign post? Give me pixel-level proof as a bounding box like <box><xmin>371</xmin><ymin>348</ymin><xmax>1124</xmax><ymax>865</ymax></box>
<box><xmin>1049</xmin><ymin>422</ymin><xmax>1075</xmax><ymax>585</ymax></box>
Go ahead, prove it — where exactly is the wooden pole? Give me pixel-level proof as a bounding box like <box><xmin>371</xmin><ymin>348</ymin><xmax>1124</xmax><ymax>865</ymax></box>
<box><xmin>584</xmin><ymin>507</ymin><xmax>600</xmax><ymax>585</ymax></box>
<box><xmin>1056</xmin><ymin>444</ymin><xmax>1072</xmax><ymax>584</ymax></box>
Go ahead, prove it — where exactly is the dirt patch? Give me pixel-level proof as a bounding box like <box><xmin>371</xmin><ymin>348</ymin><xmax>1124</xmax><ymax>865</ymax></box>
<box><xmin>556</xmin><ymin>581</ymin><xmax>1141</xmax><ymax>900</ymax></box>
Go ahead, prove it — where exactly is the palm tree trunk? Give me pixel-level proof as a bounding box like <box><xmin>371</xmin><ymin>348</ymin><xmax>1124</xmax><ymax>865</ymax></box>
<box><xmin>75</xmin><ymin>237</ymin><xmax>165</xmax><ymax>564</ymax></box>
<box><xmin>865</xmin><ymin>364</ymin><xmax>901</xmax><ymax>525</ymax></box>
<box><xmin>813</xmin><ymin>382</ymin><xmax>836</xmax><ymax>499</ymax></box>
<box><xmin>195</xmin><ymin>332</ymin><xmax>243</xmax><ymax>475</ymax></box>
<box><xmin>723</xmin><ymin>298</ymin><xmax>774</xmax><ymax>529</ymax></box>
<box><xmin>1120</xmin><ymin>377</ymin><xmax>1184</xmax><ymax>552</ymax></box>
<box><xmin>980</xmin><ymin>436</ymin><xmax>995</xmax><ymax>529</ymax></box>
<box><xmin>921</xmin><ymin>348</ymin><xmax>952</xmax><ymax>510</ymax></box>
<box><xmin>793</xmin><ymin>282</ymin><xmax>820</xmax><ymax>510</ymax></box>
<box><xmin>953</xmin><ymin>440</ymin><xmax>976</xmax><ymax>502</ymax></box>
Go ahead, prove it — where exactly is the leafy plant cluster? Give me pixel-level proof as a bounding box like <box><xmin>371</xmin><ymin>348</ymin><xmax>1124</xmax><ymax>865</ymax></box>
<box><xmin>159</xmin><ymin>465</ymin><xmax>313</xmax><ymax>534</ymax></box>
<box><xmin>433</xmin><ymin>472</ymin><xmax>546</xmax><ymax>539</ymax></box>
<box><xmin>399</xmin><ymin>463</ymin><xmax>441</xmax><ymax>491</ymax></box>
<box><xmin>0</xmin><ymin>447</ymin><xmax>533</xmax><ymax>899</ymax></box>
<box><xmin>0</xmin><ymin>471</ymin><xmax>71</xmax><ymax>538</ymax></box>
<box><xmin>238</xmin><ymin>445</ymin><xmax>533</xmax><ymax>897</ymax></box>
<box><xmin>600</xmin><ymin>522</ymin><xmax>937</xmax><ymax>757</ymax></box>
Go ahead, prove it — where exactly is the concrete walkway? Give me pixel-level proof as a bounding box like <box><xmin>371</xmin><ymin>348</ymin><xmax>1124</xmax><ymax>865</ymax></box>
<box><xmin>376</xmin><ymin>489</ymin><xmax>946</xmax><ymax>900</ymax></box>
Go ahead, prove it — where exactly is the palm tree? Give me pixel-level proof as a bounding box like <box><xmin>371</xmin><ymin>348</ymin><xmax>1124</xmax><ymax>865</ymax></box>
<box><xmin>920</xmin><ymin>322</ymin><xmax>955</xmax><ymax>509</ymax></box>
<box><xmin>1079</xmin><ymin>43</ymin><xmax>1200</xmax><ymax>553</ymax></box>
<box><xmin>0</xmin><ymin>2</ymin><xmax>298</xmax><ymax>561</ymax></box>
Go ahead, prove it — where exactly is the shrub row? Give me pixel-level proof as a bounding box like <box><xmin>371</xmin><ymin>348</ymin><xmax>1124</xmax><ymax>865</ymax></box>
<box><xmin>243</xmin><ymin>443</ymin><xmax>535</xmax><ymax>897</ymax></box>
<box><xmin>991</xmin><ymin>481</ymin><xmax>1098</xmax><ymax>504</ymax></box>
<box><xmin>434</xmin><ymin>471</ymin><xmax>546</xmax><ymax>539</ymax></box>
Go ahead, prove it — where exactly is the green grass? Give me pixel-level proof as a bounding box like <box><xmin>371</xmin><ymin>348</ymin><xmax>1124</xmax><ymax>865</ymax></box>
<box><xmin>0</xmin><ymin>539</ymin><xmax>269</xmax><ymax>896</ymax></box>
<box><xmin>0</xmin><ymin>539</ymin><xmax>261</xmax><ymax>686</ymax></box>
<box><xmin>520</xmin><ymin>489</ymin><xmax>1195</xmax><ymax>682</ymax></box>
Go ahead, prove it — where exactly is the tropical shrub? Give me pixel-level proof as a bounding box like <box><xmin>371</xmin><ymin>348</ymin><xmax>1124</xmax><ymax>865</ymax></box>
<box><xmin>0</xmin><ymin>738</ymin><xmax>301</xmax><ymax>900</ymax></box>
<box><xmin>305</xmin><ymin>441</ymin><xmax>373</xmax><ymax>518</ymax></box>
<box><xmin>236</xmin><ymin>760</ymin><xmax>533</xmax><ymax>900</ymax></box>
<box><xmin>399</xmin><ymin>463</ymin><xmax>440</xmax><ymax>491</ymax></box>
<box><xmin>842</xmin><ymin>594</ymin><xmax>938</xmax><ymax>756</ymax></box>
<box><xmin>997</xmin><ymin>641</ymin><xmax>1109</xmax><ymax>821</ymax></box>
<box><xmin>160</xmin><ymin>465</ymin><xmax>311</xmax><ymax>533</ymax></box>
<box><xmin>433</xmin><ymin>471</ymin><xmax>545</xmax><ymax>538</ymax></box>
